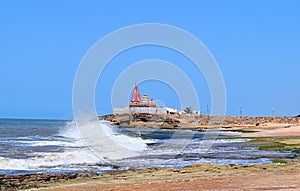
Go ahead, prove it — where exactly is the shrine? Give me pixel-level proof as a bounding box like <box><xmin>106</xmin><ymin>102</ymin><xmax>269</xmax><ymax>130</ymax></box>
<box><xmin>129</xmin><ymin>84</ymin><xmax>156</xmax><ymax>108</ymax></box>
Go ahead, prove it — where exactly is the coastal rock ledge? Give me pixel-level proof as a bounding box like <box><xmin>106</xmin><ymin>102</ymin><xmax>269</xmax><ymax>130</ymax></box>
<box><xmin>101</xmin><ymin>114</ymin><xmax>300</xmax><ymax>129</ymax></box>
<box><xmin>0</xmin><ymin>173</ymin><xmax>91</xmax><ymax>190</ymax></box>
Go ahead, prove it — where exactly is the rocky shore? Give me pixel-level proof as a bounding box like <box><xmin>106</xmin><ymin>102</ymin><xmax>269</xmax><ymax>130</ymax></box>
<box><xmin>4</xmin><ymin>161</ymin><xmax>299</xmax><ymax>191</ymax></box>
<box><xmin>0</xmin><ymin>173</ymin><xmax>93</xmax><ymax>190</ymax></box>
<box><xmin>1</xmin><ymin>135</ymin><xmax>299</xmax><ymax>190</ymax></box>
<box><xmin>101</xmin><ymin>113</ymin><xmax>300</xmax><ymax>129</ymax></box>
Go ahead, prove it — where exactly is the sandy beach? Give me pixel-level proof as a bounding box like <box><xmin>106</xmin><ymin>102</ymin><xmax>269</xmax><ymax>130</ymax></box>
<box><xmin>241</xmin><ymin>125</ymin><xmax>300</xmax><ymax>137</ymax></box>
<box><xmin>33</xmin><ymin>162</ymin><xmax>300</xmax><ymax>191</ymax></box>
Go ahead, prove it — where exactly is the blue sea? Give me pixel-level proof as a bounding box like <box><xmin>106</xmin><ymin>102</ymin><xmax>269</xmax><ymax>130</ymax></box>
<box><xmin>0</xmin><ymin>118</ymin><xmax>293</xmax><ymax>175</ymax></box>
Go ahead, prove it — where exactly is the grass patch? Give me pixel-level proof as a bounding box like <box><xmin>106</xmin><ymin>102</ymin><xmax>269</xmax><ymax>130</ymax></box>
<box><xmin>230</xmin><ymin>129</ymin><xmax>258</xmax><ymax>133</ymax></box>
<box><xmin>248</xmin><ymin>137</ymin><xmax>300</xmax><ymax>153</ymax></box>
<box><xmin>272</xmin><ymin>159</ymin><xmax>288</xmax><ymax>164</ymax></box>
<box><xmin>258</xmin><ymin>144</ymin><xmax>285</xmax><ymax>151</ymax></box>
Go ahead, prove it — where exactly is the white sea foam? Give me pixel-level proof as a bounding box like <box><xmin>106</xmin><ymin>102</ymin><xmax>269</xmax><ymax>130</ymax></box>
<box><xmin>73</xmin><ymin>119</ymin><xmax>149</xmax><ymax>160</ymax></box>
<box><xmin>0</xmin><ymin>150</ymin><xmax>101</xmax><ymax>171</ymax></box>
<box><xmin>100</xmin><ymin>122</ymin><xmax>149</xmax><ymax>150</ymax></box>
<box><xmin>0</xmin><ymin>120</ymin><xmax>150</xmax><ymax>172</ymax></box>
<box><xmin>0</xmin><ymin>119</ymin><xmax>282</xmax><ymax>173</ymax></box>
<box><xmin>17</xmin><ymin>140</ymin><xmax>78</xmax><ymax>147</ymax></box>
<box><xmin>59</xmin><ymin>121</ymin><xmax>83</xmax><ymax>140</ymax></box>
<box><xmin>200</xmin><ymin>138</ymin><xmax>251</xmax><ymax>144</ymax></box>
<box><xmin>0</xmin><ymin>121</ymin><xmax>101</xmax><ymax>171</ymax></box>
<box><xmin>14</xmin><ymin>121</ymin><xmax>86</xmax><ymax>147</ymax></box>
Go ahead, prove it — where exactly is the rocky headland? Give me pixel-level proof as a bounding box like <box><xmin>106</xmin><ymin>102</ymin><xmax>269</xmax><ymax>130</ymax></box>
<box><xmin>101</xmin><ymin>113</ymin><xmax>300</xmax><ymax>131</ymax></box>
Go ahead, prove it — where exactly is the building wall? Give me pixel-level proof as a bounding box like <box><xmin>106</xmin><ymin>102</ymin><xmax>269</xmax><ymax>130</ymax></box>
<box><xmin>113</xmin><ymin>107</ymin><xmax>167</xmax><ymax>115</ymax></box>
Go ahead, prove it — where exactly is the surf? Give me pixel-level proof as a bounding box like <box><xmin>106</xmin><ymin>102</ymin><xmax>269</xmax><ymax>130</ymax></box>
<box><xmin>73</xmin><ymin>119</ymin><xmax>148</xmax><ymax>160</ymax></box>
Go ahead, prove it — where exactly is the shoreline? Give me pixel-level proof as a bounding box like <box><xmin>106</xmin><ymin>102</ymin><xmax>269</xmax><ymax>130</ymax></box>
<box><xmin>1</xmin><ymin>116</ymin><xmax>300</xmax><ymax>190</ymax></box>
<box><xmin>0</xmin><ymin>160</ymin><xmax>298</xmax><ymax>190</ymax></box>
<box><xmin>23</xmin><ymin>161</ymin><xmax>300</xmax><ymax>191</ymax></box>
<box><xmin>0</xmin><ymin>135</ymin><xmax>298</xmax><ymax>190</ymax></box>
<box><xmin>103</xmin><ymin>114</ymin><xmax>300</xmax><ymax>137</ymax></box>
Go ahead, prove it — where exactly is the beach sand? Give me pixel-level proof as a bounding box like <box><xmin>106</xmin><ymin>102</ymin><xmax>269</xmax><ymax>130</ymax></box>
<box><xmin>240</xmin><ymin>125</ymin><xmax>300</xmax><ymax>137</ymax></box>
<box><xmin>35</xmin><ymin>162</ymin><xmax>300</xmax><ymax>191</ymax></box>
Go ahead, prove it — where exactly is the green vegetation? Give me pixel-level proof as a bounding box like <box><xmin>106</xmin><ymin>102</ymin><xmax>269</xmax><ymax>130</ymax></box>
<box><xmin>248</xmin><ymin>137</ymin><xmax>300</xmax><ymax>156</ymax></box>
<box><xmin>230</xmin><ymin>129</ymin><xmax>258</xmax><ymax>133</ymax></box>
<box><xmin>272</xmin><ymin>159</ymin><xmax>288</xmax><ymax>164</ymax></box>
<box><xmin>258</xmin><ymin>143</ymin><xmax>287</xmax><ymax>151</ymax></box>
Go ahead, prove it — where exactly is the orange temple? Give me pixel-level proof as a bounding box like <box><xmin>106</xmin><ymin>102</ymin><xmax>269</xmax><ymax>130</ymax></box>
<box><xmin>129</xmin><ymin>84</ymin><xmax>156</xmax><ymax>108</ymax></box>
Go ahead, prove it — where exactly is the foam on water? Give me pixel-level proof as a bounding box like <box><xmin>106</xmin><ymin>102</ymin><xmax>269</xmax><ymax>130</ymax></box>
<box><xmin>0</xmin><ymin>120</ymin><xmax>150</xmax><ymax>173</ymax></box>
<box><xmin>0</xmin><ymin>150</ymin><xmax>101</xmax><ymax>171</ymax></box>
<box><xmin>73</xmin><ymin>119</ymin><xmax>149</xmax><ymax>160</ymax></box>
<box><xmin>59</xmin><ymin>121</ymin><xmax>83</xmax><ymax>140</ymax></box>
<box><xmin>0</xmin><ymin>119</ymin><xmax>154</xmax><ymax>174</ymax></box>
<box><xmin>100</xmin><ymin>122</ymin><xmax>149</xmax><ymax>150</ymax></box>
<box><xmin>17</xmin><ymin>140</ymin><xmax>78</xmax><ymax>147</ymax></box>
<box><xmin>0</xmin><ymin>119</ymin><xmax>293</xmax><ymax>174</ymax></box>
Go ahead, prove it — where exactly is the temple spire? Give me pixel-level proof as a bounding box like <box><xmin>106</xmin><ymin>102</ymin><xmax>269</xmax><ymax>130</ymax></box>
<box><xmin>131</xmin><ymin>84</ymin><xmax>140</xmax><ymax>102</ymax></box>
<box><xmin>129</xmin><ymin>83</ymin><xmax>156</xmax><ymax>108</ymax></box>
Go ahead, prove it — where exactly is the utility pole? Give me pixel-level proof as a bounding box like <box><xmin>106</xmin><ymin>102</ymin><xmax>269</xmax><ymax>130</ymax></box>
<box><xmin>206</xmin><ymin>105</ymin><xmax>210</xmax><ymax>116</ymax></box>
<box><xmin>240</xmin><ymin>106</ymin><xmax>243</xmax><ymax>116</ymax></box>
<box><xmin>206</xmin><ymin>105</ymin><xmax>210</xmax><ymax>119</ymax></box>
<box><xmin>272</xmin><ymin>108</ymin><xmax>275</xmax><ymax>117</ymax></box>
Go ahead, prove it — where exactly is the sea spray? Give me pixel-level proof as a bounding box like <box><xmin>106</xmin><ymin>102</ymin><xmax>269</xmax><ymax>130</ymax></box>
<box><xmin>0</xmin><ymin>120</ymin><xmax>102</xmax><ymax>173</ymax></box>
<box><xmin>0</xmin><ymin>120</ymin><xmax>149</xmax><ymax>173</ymax></box>
<box><xmin>73</xmin><ymin>119</ymin><xmax>148</xmax><ymax>161</ymax></box>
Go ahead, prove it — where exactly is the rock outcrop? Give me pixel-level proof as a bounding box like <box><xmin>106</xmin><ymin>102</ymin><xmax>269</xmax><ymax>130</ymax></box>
<box><xmin>101</xmin><ymin>114</ymin><xmax>300</xmax><ymax>129</ymax></box>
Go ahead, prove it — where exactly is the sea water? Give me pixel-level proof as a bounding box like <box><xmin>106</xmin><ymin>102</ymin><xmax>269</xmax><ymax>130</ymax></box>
<box><xmin>0</xmin><ymin>119</ymin><xmax>292</xmax><ymax>175</ymax></box>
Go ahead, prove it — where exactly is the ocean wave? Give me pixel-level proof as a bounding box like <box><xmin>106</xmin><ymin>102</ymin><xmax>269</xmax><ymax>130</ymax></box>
<box><xmin>72</xmin><ymin>119</ymin><xmax>150</xmax><ymax>160</ymax></box>
<box><xmin>0</xmin><ymin>149</ymin><xmax>102</xmax><ymax>171</ymax></box>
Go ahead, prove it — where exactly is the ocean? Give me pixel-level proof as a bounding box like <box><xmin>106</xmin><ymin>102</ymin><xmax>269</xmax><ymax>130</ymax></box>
<box><xmin>0</xmin><ymin>118</ymin><xmax>292</xmax><ymax>175</ymax></box>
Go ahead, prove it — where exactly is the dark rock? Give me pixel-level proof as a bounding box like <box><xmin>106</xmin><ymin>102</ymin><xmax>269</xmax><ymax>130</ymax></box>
<box><xmin>0</xmin><ymin>173</ymin><xmax>84</xmax><ymax>189</ymax></box>
<box><xmin>77</xmin><ymin>173</ymin><xmax>90</xmax><ymax>178</ymax></box>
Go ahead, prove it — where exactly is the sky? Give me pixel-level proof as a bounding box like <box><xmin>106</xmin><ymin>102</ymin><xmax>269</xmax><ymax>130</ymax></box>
<box><xmin>0</xmin><ymin>1</ymin><xmax>299</xmax><ymax>119</ymax></box>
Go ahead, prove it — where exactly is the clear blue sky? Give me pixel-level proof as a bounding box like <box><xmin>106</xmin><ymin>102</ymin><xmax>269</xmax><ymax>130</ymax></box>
<box><xmin>0</xmin><ymin>1</ymin><xmax>299</xmax><ymax>119</ymax></box>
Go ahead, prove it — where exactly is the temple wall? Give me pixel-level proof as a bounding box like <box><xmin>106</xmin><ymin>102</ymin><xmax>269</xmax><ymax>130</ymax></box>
<box><xmin>113</xmin><ymin>107</ymin><xmax>167</xmax><ymax>115</ymax></box>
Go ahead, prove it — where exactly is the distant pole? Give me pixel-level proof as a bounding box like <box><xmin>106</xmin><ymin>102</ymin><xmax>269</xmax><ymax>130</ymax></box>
<box><xmin>206</xmin><ymin>105</ymin><xmax>210</xmax><ymax>119</ymax></box>
<box><xmin>272</xmin><ymin>108</ymin><xmax>275</xmax><ymax>117</ymax></box>
<box><xmin>240</xmin><ymin>107</ymin><xmax>243</xmax><ymax>116</ymax></box>
<box><xmin>206</xmin><ymin>105</ymin><xmax>210</xmax><ymax>116</ymax></box>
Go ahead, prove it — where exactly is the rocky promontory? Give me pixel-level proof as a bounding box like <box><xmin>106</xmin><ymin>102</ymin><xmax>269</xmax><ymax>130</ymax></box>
<box><xmin>101</xmin><ymin>113</ymin><xmax>300</xmax><ymax>130</ymax></box>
